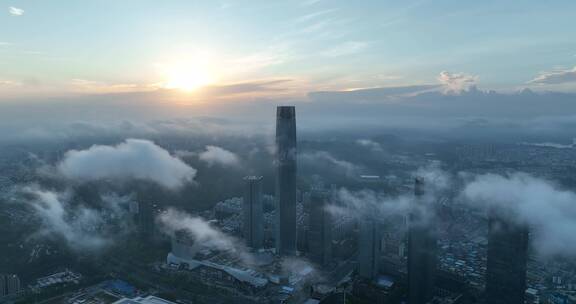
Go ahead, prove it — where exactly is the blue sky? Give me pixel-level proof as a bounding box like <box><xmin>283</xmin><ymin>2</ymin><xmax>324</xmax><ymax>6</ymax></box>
<box><xmin>1</xmin><ymin>0</ymin><xmax>576</xmax><ymax>98</ymax></box>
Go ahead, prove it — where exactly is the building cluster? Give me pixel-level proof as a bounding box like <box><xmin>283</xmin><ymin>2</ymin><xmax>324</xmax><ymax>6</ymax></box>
<box><xmin>2</xmin><ymin>106</ymin><xmax>576</xmax><ymax>304</ymax></box>
<box><xmin>159</xmin><ymin>106</ymin><xmax>538</xmax><ymax>304</ymax></box>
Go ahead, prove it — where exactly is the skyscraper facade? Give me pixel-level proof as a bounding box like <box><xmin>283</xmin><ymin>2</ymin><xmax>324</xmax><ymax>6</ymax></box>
<box><xmin>308</xmin><ymin>187</ymin><xmax>332</xmax><ymax>266</ymax></box>
<box><xmin>275</xmin><ymin>106</ymin><xmax>297</xmax><ymax>256</ymax></box>
<box><xmin>358</xmin><ymin>219</ymin><xmax>380</xmax><ymax>280</ymax></box>
<box><xmin>407</xmin><ymin>178</ymin><xmax>437</xmax><ymax>304</ymax></box>
<box><xmin>0</xmin><ymin>274</ymin><xmax>21</xmax><ymax>297</ymax></box>
<box><xmin>243</xmin><ymin>176</ymin><xmax>264</xmax><ymax>249</ymax></box>
<box><xmin>485</xmin><ymin>214</ymin><xmax>529</xmax><ymax>304</ymax></box>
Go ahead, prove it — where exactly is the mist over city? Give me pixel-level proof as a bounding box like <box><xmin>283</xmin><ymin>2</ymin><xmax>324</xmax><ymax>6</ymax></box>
<box><xmin>1</xmin><ymin>1</ymin><xmax>576</xmax><ymax>304</ymax></box>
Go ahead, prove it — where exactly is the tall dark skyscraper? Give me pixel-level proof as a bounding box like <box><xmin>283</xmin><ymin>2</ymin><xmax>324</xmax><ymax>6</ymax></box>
<box><xmin>275</xmin><ymin>106</ymin><xmax>297</xmax><ymax>256</ymax></box>
<box><xmin>358</xmin><ymin>219</ymin><xmax>380</xmax><ymax>280</ymax></box>
<box><xmin>308</xmin><ymin>187</ymin><xmax>332</xmax><ymax>266</ymax></box>
<box><xmin>243</xmin><ymin>176</ymin><xmax>264</xmax><ymax>249</ymax></box>
<box><xmin>485</xmin><ymin>214</ymin><xmax>529</xmax><ymax>304</ymax></box>
<box><xmin>407</xmin><ymin>178</ymin><xmax>437</xmax><ymax>304</ymax></box>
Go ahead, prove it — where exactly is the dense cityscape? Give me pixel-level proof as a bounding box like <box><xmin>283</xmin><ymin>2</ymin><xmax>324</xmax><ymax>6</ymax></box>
<box><xmin>0</xmin><ymin>104</ymin><xmax>576</xmax><ymax>304</ymax></box>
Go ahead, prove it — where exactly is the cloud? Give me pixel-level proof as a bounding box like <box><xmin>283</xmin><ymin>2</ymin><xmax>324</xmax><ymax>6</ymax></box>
<box><xmin>356</xmin><ymin>139</ymin><xmax>382</xmax><ymax>152</ymax></box>
<box><xmin>301</xmin><ymin>0</ymin><xmax>322</xmax><ymax>6</ymax></box>
<box><xmin>197</xmin><ymin>145</ymin><xmax>241</xmax><ymax>167</ymax></box>
<box><xmin>322</xmin><ymin>41</ymin><xmax>368</xmax><ymax>57</ymax></box>
<box><xmin>157</xmin><ymin>208</ymin><xmax>253</xmax><ymax>264</ymax></box>
<box><xmin>9</xmin><ymin>6</ymin><xmax>24</xmax><ymax>16</ymax></box>
<box><xmin>462</xmin><ymin>172</ymin><xmax>576</xmax><ymax>258</ymax></box>
<box><xmin>0</xmin><ymin>80</ymin><xmax>21</xmax><ymax>87</ymax></box>
<box><xmin>300</xmin><ymin>151</ymin><xmax>359</xmax><ymax>177</ymax></box>
<box><xmin>19</xmin><ymin>186</ymin><xmax>110</xmax><ymax>251</ymax></box>
<box><xmin>57</xmin><ymin>139</ymin><xmax>197</xmax><ymax>189</ymax></box>
<box><xmin>295</xmin><ymin>9</ymin><xmax>338</xmax><ymax>23</ymax></box>
<box><xmin>308</xmin><ymin>84</ymin><xmax>439</xmax><ymax>103</ymax></box>
<box><xmin>437</xmin><ymin>71</ymin><xmax>478</xmax><ymax>93</ymax></box>
<box><xmin>328</xmin><ymin>165</ymin><xmax>450</xmax><ymax>226</ymax></box>
<box><xmin>529</xmin><ymin>66</ymin><xmax>576</xmax><ymax>85</ymax></box>
<box><xmin>70</xmin><ymin>78</ymin><xmax>159</xmax><ymax>94</ymax></box>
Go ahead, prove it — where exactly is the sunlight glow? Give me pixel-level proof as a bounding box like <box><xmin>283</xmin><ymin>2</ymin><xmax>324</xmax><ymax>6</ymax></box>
<box><xmin>158</xmin><ymin>53</ymin><xmax>218</xmax><ymax>92</ymax></box>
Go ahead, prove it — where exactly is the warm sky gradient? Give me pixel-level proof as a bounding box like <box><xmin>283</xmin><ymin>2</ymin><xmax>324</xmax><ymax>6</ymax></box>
<box><xmin>1</xmin><ymin>0</ymin><xmax>576</xmax><ymax>100</ymax></box>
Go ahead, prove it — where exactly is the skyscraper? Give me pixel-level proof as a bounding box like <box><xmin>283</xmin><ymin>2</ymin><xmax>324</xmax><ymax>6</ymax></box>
<box><xmin>243</xmin><ymin>176</ymin><xmax>264</xmax><ymax>249</ymax></box>
<box><xmin>275</xmin><ymin>106</ymin><xmax>297</xmax><ymax>256</ymax></box>
<box><xmin>358</xmin><ymin>219</ymin><xmax>380</xmax><ymax>280</ymax></box>
<box><xmin>308</xmin><ymin>187</ymin><xmax>332</xmax><ymax>266</ymax></box>
<box><xmin>0</xmin><ymin>274</ymin><xmax>21</xmax><ymax>297</ymax></box>
<box><xmin>485</xmin><ymin>214</ymin><xmax>529</xmax><ymax>304</ymax></box>
<box><xmin>407</xmin><ymin>178</ymin><xmax>437</xmax><ymax>304</ymax></box>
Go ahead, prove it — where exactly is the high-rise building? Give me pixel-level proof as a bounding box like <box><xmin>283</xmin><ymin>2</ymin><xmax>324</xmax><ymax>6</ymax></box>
<box><xmin>243</xmin><ymin>176</ymin><xmax>264</xmax><ymax>249</ymax></box>
<box><xmin>0</xmin><ymin>274</ymin><xmax>21</xmax><ymax>297</ymax></box>
<box><xmin>358</xmin><ymin>219</ymin><xmax>380</xmax><ymax>280</ymax></box>
<box><xmin>308</xmin><ymin>187</ymin><xmax>332</xmax><ymax>266</ymax></box>
<box><xmin>275</xmin><ymin>106</ymin><xmax>297</xmax><ymax>256</ymax></box>
<box><xmin>407</xmin><ymin>178</ymin><xmax>437</xmax><ymax>304</ymax></box>
<box><xmin>485</xmin><ymin>214</ymin><xmax>529</xmax><ymax>304</ymax></box>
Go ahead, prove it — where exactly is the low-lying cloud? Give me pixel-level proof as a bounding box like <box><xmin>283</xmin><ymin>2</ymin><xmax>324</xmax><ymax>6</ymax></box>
<box><xmin>157</xmin><ymin>208</ymin><xmax>253</xmax><ymax>264</ymax></box>
<box><xmin>463</xmin><ymin>172</ymin><xmax>576</xmax><ymax>258</ymax></box>
<box><xmin>300</xmin><ymin>151</ymin><xmax>360</xmax><ymax>177</ymax></box>
<box><xmin>20</xmin><ymin>186</ymin><xmax>109</xmax><ymax>251</ymax></box>
<box><xmin>57</xmin><ymin>139</ymin><xmax>197</xmax><ymax>189</ymax></box>
<box><xmin>198</xmin><ymin>145</ymin><xmax>241</xmax><ymax>167</ymax></box>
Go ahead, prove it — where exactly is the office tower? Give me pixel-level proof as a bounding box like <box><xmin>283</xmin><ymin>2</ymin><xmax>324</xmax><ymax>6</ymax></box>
<box><xmin>358</xmin><ymin>219</ymin><xmax>380</xmax><ymax>280</ymax></box>
<box><xmin>407</xmin><ymin>178</ymin><xmax>437</xmax><ymax>304</ymax></box>
<box><xmin>485</xmin><ymin>214</ymin><xmax>529</xmax><ymax>304</ymax></box>
<box><xmin>308</xmin><ymin>187</ymin><xmax>332</xmax><ymax>266</ymax></box>
<box><xmin>130</xmin><ymin>199</ymin><xmax>154</xmax><ymax>240</ymax></box>
<box><xmin>0</xmin><ymin>274</ymin><xmax>21</xmax><ymax>297</ymax></box>
<box><xmin>243</xmin><ymin>176</ymin><xmax>264</xmax><ymax>249</ymax></box>
<box><xmin>275</xmin><ymin>106</ymin><xmax>297</xmax><ymax>256</ymax></box>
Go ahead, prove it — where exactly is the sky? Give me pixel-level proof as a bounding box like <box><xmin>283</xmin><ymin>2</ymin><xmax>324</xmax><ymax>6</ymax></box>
<box><xmin>1</xmin><ymin>0</ymin><xmax>575</xmax><ymax>98</ymax></box>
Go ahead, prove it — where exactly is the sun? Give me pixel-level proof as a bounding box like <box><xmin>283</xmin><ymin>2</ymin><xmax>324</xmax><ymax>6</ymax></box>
<box><xmin>163</xmin><ymin>65</ymin><xmax>215</xmax><ymax>92</ymax></box>
<box><xmin>159</xmin><ymin>57</ymin><xmax>217</xmax><ymax>92</ymax></box>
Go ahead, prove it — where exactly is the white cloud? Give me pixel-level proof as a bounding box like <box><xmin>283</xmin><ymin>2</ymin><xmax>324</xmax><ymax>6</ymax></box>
<box><xmin>322</xmin><ymin>41</ymin><xmax>368</xmax><ymax>57</ymax></box>
<box><xmin>301</xmin><ymin>0</ymin><xmax>322</xmax><ymax>6</ymax></box>
<box><xmin>57</xmin><ymin>139</ymin><xmax>197</xmax><ymax>189</ymax></box>
<box><xmin>437</xmin><ymin>71</ymin><xmax>478</xmax><ymax>93</ymax></box>
<box><xmin>300</xmin><ymin>151</ymin><xmax>359</xmax><ymax>176</ymax></box>
<box><xmin>9</xmin><ymin>6</ymin><xmax>24</xmax><ymax>16</ymax></box>
<box><xmin>198</xmin><ymin>145</ymin><xmax>241</xmax><ymax>167</ymax></box>
<box><xmin>157</xmin><ymin>208</ymin><xmax>253</xmax><ymax>264</ymax></box>
<box><xmin>529</xmin><ymin>66</ymin><xmax>576</xmax><ymax>85</ymax></box>
<box><xmin>356</xmin><ymin>139</ymin><xmax>382</xmax><ymax>152</ymax></box>
<box><xmin>463</xmin><ymin>172</ymin><xmax>576</xmax><ymax>258</ymax></box>
<box><xmin>20</xmin><ymin>186</ymin><xmax>109</xmax><ymax>250</ymax></box>
<box><xmin>0</xmin><ymin>80</ymin><xmax>21</xmax><ymax>87</ymax></box>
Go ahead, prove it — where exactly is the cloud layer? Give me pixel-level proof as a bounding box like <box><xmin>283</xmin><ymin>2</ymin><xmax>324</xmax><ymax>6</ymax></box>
<box><xmin>58</xmin><ymin>139</ymin><xmax>197</xmax><ymax>189</ymax></box>
<box><xmin>437</xmin><ymin>71</ymin><xmax>478</xmax><ymax>93</ymax></box>
<box><xmin>529</xmin><ymin>66</ymin><xmax>576</xmax><ymax>85</ymax></box>
<box><xmin>463</xmin><ymin>172</ymin><xmax>576</xmax><ymax>258</ymax></box>
<box><xmin>157</xmin><ymin>208</ymin><xmax>253</xmax><ymax>264</ymax></box>
<box><xmin>20</xmin><ymin>186</ymin><xmax>109</xmax><ymax>250</ymax></box>
<box><xmin>198</xmin><ymin>145</ymin><xmax>241</xmax><ymax>167</ymax></box>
